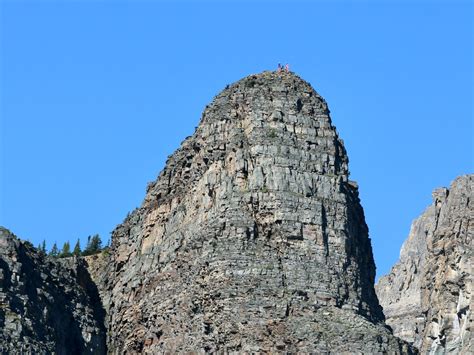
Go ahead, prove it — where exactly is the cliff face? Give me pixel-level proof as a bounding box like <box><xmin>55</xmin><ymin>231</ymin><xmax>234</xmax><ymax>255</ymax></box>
<box><xmin>0</xmin><ymin>228</ymin><xmax>106</xmax><ymax>354</ymax></box>
<box><xmin>97</xmin><ymin>71</ymin><xmax>413</xmax><ymax>353</ymax></box>
<box><xmin>376</xmin><ymin>175</ymin><xmax>473</xmax><ymax>354</ymax></box>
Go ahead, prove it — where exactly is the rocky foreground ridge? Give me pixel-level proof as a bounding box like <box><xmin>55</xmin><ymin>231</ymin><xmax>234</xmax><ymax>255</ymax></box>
<box><xmin>0</xmin><ymin>228</ymin><xmax>106</xmax><ymax>354</ymax></box>
<box><xmin>376</xmin><ymin>175</ymin><xmax>473</xmax><ymax>354</ymax></box>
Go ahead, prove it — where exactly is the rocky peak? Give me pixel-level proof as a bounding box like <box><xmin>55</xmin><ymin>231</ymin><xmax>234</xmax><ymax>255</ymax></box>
<box><xmin>98</xmin><ymin>71</ymin><xmax>412</xmax><ymax>353</ymax></box>
<box><xmin>143</xmin><ymin>71</ymin><xmax>348</xmax><ymax>211</ymax></box>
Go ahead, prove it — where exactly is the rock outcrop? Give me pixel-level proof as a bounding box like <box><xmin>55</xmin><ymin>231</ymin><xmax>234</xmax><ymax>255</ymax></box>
<box><xmin>96</xmin><ymin>71</ymin><xmax>413</xmax><ymax>353</ymax></box>
<box><xmin>0</xmin><ymin>227</ymin><xmax>106</xmax><ymax>354</ymax></box>
<box><xmin>376</xmin><ymin>175</ymin><xmax>473</xmax><ymax>354</ymax></box>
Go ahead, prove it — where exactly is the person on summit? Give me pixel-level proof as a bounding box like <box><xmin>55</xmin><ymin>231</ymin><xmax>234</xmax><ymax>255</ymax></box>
<box><xmin>285</xmin><ymin>63</ymin><xmax>290</xmax><ymax>72</ymax></box>
<box><xmin>277</xmin><ymin>63</ymin><xmax>282</xmax><ymax>72</ymax></box>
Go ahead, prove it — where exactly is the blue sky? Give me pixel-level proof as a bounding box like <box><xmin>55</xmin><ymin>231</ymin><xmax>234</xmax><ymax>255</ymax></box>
<box><xmin>1</xmin><ymin>1</ymin><xmax>472</xmax><ymax>278</ymax></box>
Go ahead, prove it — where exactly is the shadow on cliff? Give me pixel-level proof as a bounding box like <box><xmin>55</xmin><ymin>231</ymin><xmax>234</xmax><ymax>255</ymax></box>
<box><xmin>341</xmin><ymin>181</ymin><xmax>386</xmax><ymax>324</ymax></box>
<box><xmin>75</xmin><ymin>259</ymin><xmax>108</xmax><ymax>354</ymax></box>
<box><xmin>16</xmin><ymin>243</ymin><xmax>107</xmax><ymax>354</ymax></box>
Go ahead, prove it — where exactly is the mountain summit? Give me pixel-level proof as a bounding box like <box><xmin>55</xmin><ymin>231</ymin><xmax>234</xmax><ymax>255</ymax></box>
<box><xmin>91</xmin><ymin>71</ymin><xmax>413</xmax><ymax>353</ymax></box>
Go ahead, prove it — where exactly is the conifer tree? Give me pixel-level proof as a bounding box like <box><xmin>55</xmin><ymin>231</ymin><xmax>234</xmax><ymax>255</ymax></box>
<box><xmin>37</xmin><ymin>240</ymin><xmax>47</xmax><ymax>255</ymax></box>
<box><xmin>90</xmin><ymin>234</ymin><xmax>102</xmax><ymax>253</ymax></box>
<box><xmin>50</xmin><ymin>242</ymin><xmax>59</xmax><ymax>258</ymax></box>
<box><xmin>82</xmin><ymin>234</ymin><xmax>102</xmax><ymax>256</ymax></box>
<box><xmin>60</xmin><ymin>241</ymin><xmax>71</xmax><ymax>258</ymax></box>
<box><xmin>73</xmin><ymin>239</ymin><xmax>81</xmax><ymax>256</ymax></box>
<box><xmin>84</xmin><ymin>235</ymin><xmax>92</xmax><ymax>255</ymax></box>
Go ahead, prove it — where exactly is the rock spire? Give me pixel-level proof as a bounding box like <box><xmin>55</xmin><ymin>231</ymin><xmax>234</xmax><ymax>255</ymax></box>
<box><xmin>96</xmin><ymin>71</ymin><xmax>413</xmax><ymax>353</ymax></box>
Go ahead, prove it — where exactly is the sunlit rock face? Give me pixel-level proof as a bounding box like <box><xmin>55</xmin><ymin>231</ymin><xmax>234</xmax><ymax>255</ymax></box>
<box><xmin>99</xmin><ymin>71</ymin><xmax>413</xmax><ymax>353</ymax></box>
<box><xmin>376</xmin><ymin>175</ymin><xmax>473</xmax><ymax>354</ymax></box>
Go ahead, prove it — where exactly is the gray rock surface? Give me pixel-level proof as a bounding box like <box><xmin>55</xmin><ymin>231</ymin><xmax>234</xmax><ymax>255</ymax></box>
<box><xmin>376</xmin><ymin>175</ymin><xmax>473</xmax><ymax>354</ymax></box>
<box><xmin>0</xmin><ymin>227</ymin><xmax>106</xmax><ymax>354</ymax></box>
<box><xmin>96</xmin><ymin>71</ymin><xmax>414</xmax><ymax>353</ymax></box>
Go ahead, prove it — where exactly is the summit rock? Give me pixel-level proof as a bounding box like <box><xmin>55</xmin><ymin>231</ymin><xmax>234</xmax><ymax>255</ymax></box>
<box><xmin>94</xmin><ymin>71</ymin><xmax>414</xmax><ymax>353</ymax></box>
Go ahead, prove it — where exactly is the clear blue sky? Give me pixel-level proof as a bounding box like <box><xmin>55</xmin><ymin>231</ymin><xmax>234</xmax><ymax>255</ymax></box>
<box><xmin>1</xmin><ymin>1</ymin><xmax>472</xmax><ymax>278</ymax></box>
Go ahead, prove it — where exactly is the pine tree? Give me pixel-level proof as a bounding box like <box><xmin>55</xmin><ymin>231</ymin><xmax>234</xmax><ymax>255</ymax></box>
<box><xmin>82</xmin><ymin>234</ymin><xmax>102</xmax><ymax>256</ymax></box>
<box><xmin>73</xmin><ymin>239</ymin><xmax>81</xmax><ymax>256</ymax></box>
<box><xmin>83</xmin><ymin>235</ymin><xmax>92</xmax><ymax>255</ymax></box>
<box><xmin>50</xmin><ymin>242</ymin><xmax>59</xmax><ymax>258</ymax></box>
<box><xmin>60</xmin><ymin>241</ymin><xmax>71</xmax><ymax>258</ymax></box>
<box><xmin>37</xmin><ymin>240</ymin><xmax>47</xmax><ymax>255</ymax></box>
<box><xmin>89</xmin><ymin>234</ymin><xmax>102</xmax><ymax>253</ymax></box>
<box><xmin>82</xmin><ymin>236</ymin><xmax>91</xmax><ymax>256</ymax></box>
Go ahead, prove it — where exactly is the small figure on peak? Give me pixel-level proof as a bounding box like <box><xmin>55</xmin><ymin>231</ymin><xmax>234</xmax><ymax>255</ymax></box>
<box><xmin>285</xmin><ymin>63</ymin><xmax>290</xmax><ymax>72</ymax></box>
<box><xmin>277</xmin><ymin>63</ymin><xmax>282</xmax><ymax>73</ymax></box>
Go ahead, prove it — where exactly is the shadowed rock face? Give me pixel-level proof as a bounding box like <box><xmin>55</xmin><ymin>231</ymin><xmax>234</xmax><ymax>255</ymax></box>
<box><xmin>0</xmin><ymin>228</ymin><xmax>106</xmax><ymax>354</ymax></box>
<box><xmin>97</xmin><ymin>71</ymin><xmax>413</xmax><ymax>353</ymax></box>
<box><xmin>376</xmin><ymin>175</ymin><xmax>473</xmax><ymax>354</ymax></box>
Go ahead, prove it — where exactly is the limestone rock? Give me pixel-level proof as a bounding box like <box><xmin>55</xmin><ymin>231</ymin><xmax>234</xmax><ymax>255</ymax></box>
<box><xmin>376</xmin><ymin>175</ymin><xmax>473</xmax><ymax>354</ymax></box>
<box><xmin>97</xmin><ymin>71</ymin><xmax>414</xmax><ymax>353</ymax></box>
<box><xmin>0</xmin><ymin>227</ymin><xmax>106</xmax><ymax>354</ymax></box>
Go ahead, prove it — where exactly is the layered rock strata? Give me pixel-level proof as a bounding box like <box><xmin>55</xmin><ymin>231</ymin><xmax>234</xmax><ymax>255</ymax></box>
<box><xmin>0</xmin><ymin>227</ymin><xmax>106</xmax><ymax>354</ymax></box>
<box><xmin>97</xmin><ymin>71</ymin><xmax>414</xmax><ymax>353</ymax></box>
<box><xmin>376</xmin><ymin>175</ymin><xmax>473</xmax><ymax>354</ymax></box>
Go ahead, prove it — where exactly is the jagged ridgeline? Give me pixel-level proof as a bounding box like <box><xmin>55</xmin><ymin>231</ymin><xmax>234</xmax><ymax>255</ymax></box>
<box><xmin>1</xmin><ymin>71</ymin><xmax>416</xmax><ymax>354</ymax></box>
<box><xmin>96</xmin><ymin>71</ymin><xmax>413</xmax><ymax>353</ymax></box>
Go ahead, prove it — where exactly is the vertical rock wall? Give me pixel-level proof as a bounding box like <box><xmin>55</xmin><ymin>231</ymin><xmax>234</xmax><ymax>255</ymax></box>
<box><xmin>376</xmin><ymin>175</ymin><xmax>473</xmax><ymax>354</ymax></box>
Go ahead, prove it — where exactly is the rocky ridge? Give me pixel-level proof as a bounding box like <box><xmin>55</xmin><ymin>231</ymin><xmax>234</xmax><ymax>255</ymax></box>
<box><xmin>94</xmin><ymin>71</ymin><xmax>414</xmax><ymax>353</ymax></box>
<box><xmin>0</xmin><ymin>227</ymin><xmax>106</xmax><ymax>354</ymax></box>
<box><xmin>376</xmin><ymin>175</ymin><xmax>473</xmax><ymax>354</ymax></box>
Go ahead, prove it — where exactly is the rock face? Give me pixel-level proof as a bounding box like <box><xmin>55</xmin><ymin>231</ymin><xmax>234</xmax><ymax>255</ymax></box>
<box><xmin>97</xmin><ymin>71</ymin><xmax>413</xmax><ymax>353</ymax></box>
<box><xmin>376</xmin><ymin>175</ymin><xmax>473</xmax><ymax>354</ymax></box>
<box><xmin>0</xmin><ymin>227</ymin><xmax>106</xmax><ymax>354</ymax></box>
